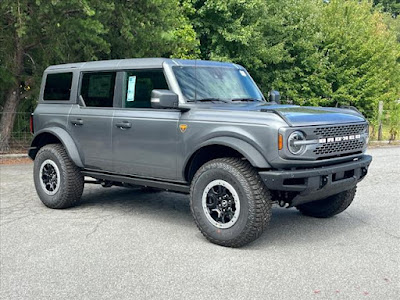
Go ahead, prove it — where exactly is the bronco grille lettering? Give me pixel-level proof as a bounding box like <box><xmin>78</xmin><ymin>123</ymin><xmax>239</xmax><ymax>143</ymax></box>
<box><xmin>318</xmin><ymin>134</ymin><xmax>361</xmax><ymax>144</ymax></box>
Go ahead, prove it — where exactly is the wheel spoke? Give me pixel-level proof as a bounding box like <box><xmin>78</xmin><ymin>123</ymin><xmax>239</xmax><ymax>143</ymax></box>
<box><xmin>220</xmin><ymin>211</ymin><xmax>226</xmax><ymax>223</ymax></box>
<box><xmin>206</xmin><ymin>194</ymin><xmax>217</xmax><ymax>208</ymax></box>
<box><xmin>217</xmin><ymin>185</ymin><xmax>223</xmax><ymax>196</ymax></box>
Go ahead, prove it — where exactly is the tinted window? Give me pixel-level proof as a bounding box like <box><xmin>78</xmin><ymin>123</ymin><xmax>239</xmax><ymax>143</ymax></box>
<box><xmin>123</xmin><ymin>70</ymin><xmax>168</xmax><ymax>108</ymax></box>
<box><xmin>80</xmin><ymin>72</ymin><xmax>116</xmax><ymax>107</ymax></box>
<box><xmin>43</xmin><ymin>73</ymin><xmax>73</xmax><ymax>100</ymax></box>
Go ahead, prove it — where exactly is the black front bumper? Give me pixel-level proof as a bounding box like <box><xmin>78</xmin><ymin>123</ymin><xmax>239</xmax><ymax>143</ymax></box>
<box><xmin>259</xmin><ymin>155</ymin><xmax>372</xmax><ymax>207</ymax></box>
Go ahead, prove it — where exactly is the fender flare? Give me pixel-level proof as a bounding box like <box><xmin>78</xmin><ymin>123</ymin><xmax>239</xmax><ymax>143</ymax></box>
<box><xmin>28</xmin><ymin>127</ymin><xmax>84</xmax><ymax>168</ymax></box>
<box><xmin>184</xmin><ymin>136</ymin><xmax>271</xmax><ymax>173</ymax></box>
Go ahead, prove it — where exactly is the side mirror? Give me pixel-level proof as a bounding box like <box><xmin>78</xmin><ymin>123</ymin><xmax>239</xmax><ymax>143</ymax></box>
<box><xmin>269</xmin><ymin>90</ymin><xmax>281</xmax><ymax>104</ymax></box>
<box><xmin>151</xmin><ymin>89</ymin><xmax>179</xmax><ymax>109</ymax></box>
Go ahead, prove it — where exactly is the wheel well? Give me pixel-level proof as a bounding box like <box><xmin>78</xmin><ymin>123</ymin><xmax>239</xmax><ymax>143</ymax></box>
<box><xmin>28</xmin><ymin>133</ymin><xmax>61</xmax><ymax>159</ymax></box>
<box><xmin>185</xmin><ymin>145</ymin><xmax>245</xmax><ymax>183</ymax></box>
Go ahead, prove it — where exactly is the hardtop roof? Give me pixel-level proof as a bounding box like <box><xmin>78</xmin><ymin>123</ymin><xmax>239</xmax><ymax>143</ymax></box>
<box><xmin>45</xmin><ymin>58</ymin><xmax>241</xmax><ymax>72</ymax></box>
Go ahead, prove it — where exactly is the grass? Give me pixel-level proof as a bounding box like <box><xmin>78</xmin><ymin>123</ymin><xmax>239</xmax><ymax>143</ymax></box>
<box><xmin>369</xmin><ymin>123</ymin><xmax>399</xmax><ymax>141</ymax></box>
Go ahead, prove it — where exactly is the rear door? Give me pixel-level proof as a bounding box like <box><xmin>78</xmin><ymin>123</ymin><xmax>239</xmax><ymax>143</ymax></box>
<box><xmin>68</xmin><ymin>72</ymin><xmax>116</xmax><ymax>171</ymax></box>
<box><xmin>112</xmin><ymin>69</ymin><xmax>180</xmax><ymax>180</ymax></box>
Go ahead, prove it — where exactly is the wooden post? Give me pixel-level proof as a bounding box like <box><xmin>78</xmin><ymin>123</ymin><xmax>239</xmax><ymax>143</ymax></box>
<box><xmin>377</xmin><ymin>101</ymin><xmax>383</xmax><ymax>141</ymax></box>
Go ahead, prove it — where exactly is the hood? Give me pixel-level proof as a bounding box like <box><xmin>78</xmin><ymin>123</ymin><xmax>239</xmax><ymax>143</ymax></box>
<box><xmin>191</xmin><ymin>103</ymin><xmax>366</xmax><ymax>127</ymax></box>
<box><xmin>259</xmin><ymin>105</ymin><xmax>366</xmax><ymax>126</ymax></box>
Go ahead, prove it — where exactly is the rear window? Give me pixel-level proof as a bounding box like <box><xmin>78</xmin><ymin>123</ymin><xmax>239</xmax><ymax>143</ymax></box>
<box><xmin>43</xmin><ymin>73</ymin><xmax>73</xmax><ymax>101</ymax></box>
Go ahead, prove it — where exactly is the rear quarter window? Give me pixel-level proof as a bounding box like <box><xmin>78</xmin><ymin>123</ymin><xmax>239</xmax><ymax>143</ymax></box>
<box><xmin>43</xmin><ymin>72</ymin><xmax>73</xmax><ymax>101</ymax></box>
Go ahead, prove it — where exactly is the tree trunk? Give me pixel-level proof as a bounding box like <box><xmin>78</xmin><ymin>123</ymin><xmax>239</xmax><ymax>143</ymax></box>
<box><xmin>0</xmin><ymin>28</ymin><xmax>24</xmax><ymax>152</ymax></box>
<box><xmin>0</xmin><ymin>85</ymin><xmax>22</xmax><ymax>152</ymax></box>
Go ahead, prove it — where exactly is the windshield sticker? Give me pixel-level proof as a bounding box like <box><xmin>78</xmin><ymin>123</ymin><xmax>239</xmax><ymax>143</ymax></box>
<box><xmin>127</xmin><ymin>76</ymin><xmax>136</xmax><ymax>102</ymax></box>
<box><xmin>239</xmin><ymin>70</ymin><xmax>247</xmax><ymax>77</ymax></box>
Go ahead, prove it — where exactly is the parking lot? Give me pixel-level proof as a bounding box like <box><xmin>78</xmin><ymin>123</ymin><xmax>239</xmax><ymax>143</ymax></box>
<box><xmin>0</xmin><ymin>146</ymin><xmax>399</xmax><ymax>300</ymax></box>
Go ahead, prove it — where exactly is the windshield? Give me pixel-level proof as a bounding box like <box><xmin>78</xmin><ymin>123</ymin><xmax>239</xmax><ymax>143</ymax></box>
<box><xmin>172</xmin><ymin>66</ymin><xmax>264</xmax><ymax>102</ymax></box>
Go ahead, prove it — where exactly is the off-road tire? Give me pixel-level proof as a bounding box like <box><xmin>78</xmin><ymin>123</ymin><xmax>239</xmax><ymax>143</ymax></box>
<box><xmin>296</xmin><ymin>187</ymin><xmax>357</xmax><ymax>218</ymax></box>
<box><xmin>33</xmin><ymin>143</ymin><xmax>84</xmax><ymax>209</ymax></box>
<box><xmin>190</xmin><ymin>158</ymin><xmax>272</xmax><ymax>247</ymax></box>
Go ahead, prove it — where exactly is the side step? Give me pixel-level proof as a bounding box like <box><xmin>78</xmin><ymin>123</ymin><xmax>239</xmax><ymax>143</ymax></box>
<box><xmin>82</xmin><ymin>170</ymin><xmax>190</xmax><ymax>193</ymax></box>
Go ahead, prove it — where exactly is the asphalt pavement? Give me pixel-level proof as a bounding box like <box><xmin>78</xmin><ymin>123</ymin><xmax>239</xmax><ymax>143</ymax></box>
<box><xmin>1</xmin><ymin>147</ymin><xmax>399</xmax><ymax>299</ymax></box>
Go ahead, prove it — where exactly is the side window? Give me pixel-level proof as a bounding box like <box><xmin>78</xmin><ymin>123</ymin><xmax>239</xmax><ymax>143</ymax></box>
<box><xmin>43</xmin><ymin>73</ymin><xmax>73</xmax><ymax>101</ymax></box>
<box><xmin>123</xmin><ymin>70</ymin><xmax>168</xmax><ymax>108</ymax></box>
<box><xmin>80</xmin><ymin>72</ymin><xmax>116</xmax><ymax>107</ymax></box>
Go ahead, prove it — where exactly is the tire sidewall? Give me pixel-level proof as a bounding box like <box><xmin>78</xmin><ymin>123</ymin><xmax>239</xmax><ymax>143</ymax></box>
<box><xmin>34</xmin><ymin>146</ymin><xmax>67</xmax><ymax>208</ymax></box>
<box><xmin>191</xmin><ymin>162</ymin><xmax>254</xmax><ymax>243</ymax></box>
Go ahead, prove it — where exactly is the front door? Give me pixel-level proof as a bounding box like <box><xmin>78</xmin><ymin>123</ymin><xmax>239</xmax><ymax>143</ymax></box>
<box><xmin>112</xmin><ymin>69</ymin><xmax>180</xmax><ymax>180</ymax></box>
<box><xmin>68</xmin><ymin>71</ymin><xmax>116</xmax><ymax>171</ymax></box>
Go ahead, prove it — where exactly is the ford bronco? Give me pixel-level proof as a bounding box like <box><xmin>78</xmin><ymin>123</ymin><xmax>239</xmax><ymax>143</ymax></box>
<box><xmin>29</xmin><ymin>58</ymin><xmax>372</xmax><ymax>247</ymax></box>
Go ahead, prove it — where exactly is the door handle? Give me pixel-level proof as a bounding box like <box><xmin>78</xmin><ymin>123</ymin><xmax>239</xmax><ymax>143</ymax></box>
<box><xmin>71</xmin><ymin>119</ymin><xmax>83</xmax><ymax>126</ymax></box>
<box><xmin>115</xmin><ymin>121</ymin><xmax>132</xmax><ymax>129</ymax></box>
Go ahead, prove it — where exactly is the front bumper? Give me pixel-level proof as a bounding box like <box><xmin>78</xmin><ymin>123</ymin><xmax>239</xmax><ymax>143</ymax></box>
<box><xmin>259</xmin><ymin>155</ymin><xmax>372</xmax><ymax>206</ymax></box>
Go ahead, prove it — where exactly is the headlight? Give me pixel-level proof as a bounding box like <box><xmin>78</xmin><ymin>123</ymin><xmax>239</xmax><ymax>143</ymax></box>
<box><xmin>288</xmin><ymin>131</ymin><xmax>306</xmax><ymax>155</ymax></box>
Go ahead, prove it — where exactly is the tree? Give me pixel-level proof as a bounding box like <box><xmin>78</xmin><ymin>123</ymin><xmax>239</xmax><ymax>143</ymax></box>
<box><xmin>104</xmin><ymin>0</ymin><xmax>198</xmax><ymax>60</ymax></box>
<box><xmin>318</xmin><ymin>0</ymin><xmax>400</xmax><ymax>120</ymax></box>
<box><xmin>0</xmin><ymin>0</ymin><xmax>112</xmax><ymax>152</ymax></box>
<box><xmin>374</xmin><ymin>0</ymin><xmax>400</xmax><ymax>16</ymax></box>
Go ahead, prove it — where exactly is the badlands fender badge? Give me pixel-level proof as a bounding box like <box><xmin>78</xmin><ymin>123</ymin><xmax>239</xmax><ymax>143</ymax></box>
<box><xmin>179</xmin><ymin>124</ymin><xmax>188</xmax><ymax>133</ymax></box>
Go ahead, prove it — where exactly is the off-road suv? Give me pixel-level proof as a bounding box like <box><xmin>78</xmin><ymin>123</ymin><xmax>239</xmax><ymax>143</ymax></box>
<box><xmin>29</xmin><ymin>58</ymin><xmax>372</xmax><ymax>247</ymax></box>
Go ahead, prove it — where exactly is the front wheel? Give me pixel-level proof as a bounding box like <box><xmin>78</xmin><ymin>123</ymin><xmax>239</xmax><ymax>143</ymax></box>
<box><xmin>190</xmin><ymin>158</ymin><xmax>272</xmax><ymax>247</ymax></box>
<box><xmin>296</xmin><ymin>187</ymin><xmax>357</xmax><ymax>218</ymax></box>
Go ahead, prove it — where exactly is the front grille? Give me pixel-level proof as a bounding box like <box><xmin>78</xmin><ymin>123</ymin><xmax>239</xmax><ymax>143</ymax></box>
<box><xmin>313</xmin><ymin>123</ymin><xmax>367</xmax><ymax>137</ymax></box>
<box><xmin>314</xmin><ymin>140</ymin><xmax>364</xmax><ymax>155</ymax></box>
<box><xmin>312</xmin><ymin>123</ymin><xmax>367</xmax><ymax>157</ymax></box>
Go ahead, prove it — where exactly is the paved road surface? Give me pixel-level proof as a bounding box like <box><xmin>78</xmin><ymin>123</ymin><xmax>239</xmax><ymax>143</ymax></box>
<box><xmin>1</xmin><ymin>147</ymin><xmax>399</xmax><ymax>299</ymax></box>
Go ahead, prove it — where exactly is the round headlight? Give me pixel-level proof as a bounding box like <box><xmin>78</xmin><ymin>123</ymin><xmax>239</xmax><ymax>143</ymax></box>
<box><xmin>288</xmin><ymin>131</ymin><xmax>306</xmax><ymax>155</ymax></box>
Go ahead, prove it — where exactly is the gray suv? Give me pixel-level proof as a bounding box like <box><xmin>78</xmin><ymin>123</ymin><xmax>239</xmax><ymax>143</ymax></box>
<box><xmin>29</xmin><ymin>58</ymin><xmax>372</xmax><ymax>247</ymax></box>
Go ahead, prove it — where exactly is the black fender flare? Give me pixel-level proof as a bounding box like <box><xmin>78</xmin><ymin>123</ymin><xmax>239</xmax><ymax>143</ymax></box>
<box><xmin>183</xmin><ymin>136</ymin><xmax>271</xmax><ymax>178</ymax></box>
<box><xmin>28</xmin><ymin>127</ymin><xmax>84</xmax><ymax>168</ymax></box>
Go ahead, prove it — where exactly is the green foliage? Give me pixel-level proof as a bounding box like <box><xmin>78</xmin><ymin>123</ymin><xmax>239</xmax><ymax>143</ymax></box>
<box><xmin>387</xmin><ymin>102</ymin><xmax>400</xmax><ymax>140</ymax></box>
<box><xmin>104</xmin><ymin>0</ymin><xmax>198</xmax><ymax>60</ymax></box>
<box><xmin>384</xmin><ymin>13</ymin><xmax>400</xmax><ymax>41</ymax></box>
<box><xmin>374</xmin><ymin>0</ymin><xmax>400</xmax><ymax>16</ymax></box>
<box><xmin>318</xmin><ymin>0</ymin><xmax>400</xmax><ymax>119</ymax></box>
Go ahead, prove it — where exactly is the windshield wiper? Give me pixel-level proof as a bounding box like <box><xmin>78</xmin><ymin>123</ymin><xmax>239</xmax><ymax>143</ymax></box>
<box><xmin>231</xmin><ymin>97</ymin><xmax>263</xmax><ymax>102</ymax></box>
<box><xmin>190</xmin><ymin>98</ymin><xmax>231</xmax><ymax>103</ymax></box>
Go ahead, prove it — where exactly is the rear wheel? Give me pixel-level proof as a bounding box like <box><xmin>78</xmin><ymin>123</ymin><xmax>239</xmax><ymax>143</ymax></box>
<box><xmin>33</xmin><ymin>144</ymin><xmax>84</xmax><ymax>208</ymax></box>
<box><xmin>296</xmin><ymin>187</ymin><xmax>357</xmax><ymax>218</ymax></box>
<box><xmin>190</xmin><ymin>158</ymin><xmax>272</xmax><ymax>247</ymax></box>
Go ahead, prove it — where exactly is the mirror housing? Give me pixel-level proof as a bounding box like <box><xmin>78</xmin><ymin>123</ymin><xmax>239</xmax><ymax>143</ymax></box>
<box><xmin>151</xmin><ymin>89</ymin><xmax>179</xmax><ymax>109</ymax></box>
<box><xmin>269</xmin><ymin>90</ymin><xmax>281</xmax><ymax>104</ymax></box>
